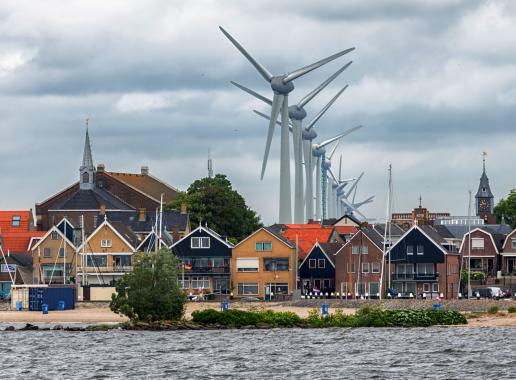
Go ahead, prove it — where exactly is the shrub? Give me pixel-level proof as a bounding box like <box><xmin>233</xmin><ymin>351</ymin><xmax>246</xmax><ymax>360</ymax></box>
<box><xmin>508</xmin><ymin>306</ymin><xmax>516</xmax><ymax>313</ymax></box>
<box><xmin>488</xmin><ymin>306</ymin><xmax>499</xmax><ymax>314</ymax></box>
<box><xmin>110</xmin><ymin>248</ymin><xmax>186</xmax><ymax>322</ymax></box>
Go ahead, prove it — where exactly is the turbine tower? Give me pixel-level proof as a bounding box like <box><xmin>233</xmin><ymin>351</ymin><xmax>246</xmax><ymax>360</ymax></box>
<box><xmin>220</xmin><ymin>26</ymin><xmax>355</xmax><ymax>223</ymax></box>
<box><xmin>231</xmin><ymin>63</ymin><xmax>352</xmax><ymax>223</ymax></box>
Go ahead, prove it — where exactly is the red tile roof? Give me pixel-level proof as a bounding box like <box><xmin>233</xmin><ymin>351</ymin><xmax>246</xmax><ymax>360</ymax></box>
<box><xmin>335</xmin><ymin>226</ymin><xmax>358</xmax><ymax>235</ymax></box>
<box><xmin>1</xmin><ymin>231</ymin><xmax>46</xmax><ymax>253</ymax></box>
<box><xmin>282</xmin><ymin>224</ymin><xmax>334</xmax><ymax>260</ymax></box>
<box><xmin>0</xmin><ymin>211</ymin><xmax>32</xmax><ymax>233</ymax></box>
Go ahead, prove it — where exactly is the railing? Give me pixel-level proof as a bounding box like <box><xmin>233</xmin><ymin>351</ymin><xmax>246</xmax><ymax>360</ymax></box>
<box><xmin>183</xmin><ymin>266</ymin><xmax>230</xmax><ymax>274</ymax></box>
<box><xmin>83</xmin><ymin>266</ymin><xmax>133</xmax><ymax>273</ymax></box>
<box><xmin>393</xmin><ymin>273</ymin><xmax>438</xmax><ymax>281</ymax></box>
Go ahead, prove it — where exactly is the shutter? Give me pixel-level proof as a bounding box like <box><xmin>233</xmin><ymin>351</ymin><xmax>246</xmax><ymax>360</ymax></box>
<box><xmin>236</xmin><ymin>258</ymin><xmax>259</xmax><ymax>269</ymax></box>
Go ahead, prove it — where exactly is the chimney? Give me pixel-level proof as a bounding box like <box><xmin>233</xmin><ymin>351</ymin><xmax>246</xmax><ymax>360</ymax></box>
<box><xmin>180</xmin><ymin>203</ymin><xmax>187</xmax><ymax>214</ymax></box>
<box><xmin>97</xmin><ymin>164</ymin><xmax>105</xmax><ymax>173</ymax></box>
<box><xmin>100</xmin><ymin>204</ymin><xmax>106</xmax><ymax>215</ymax></box>
<box><xmin>141</xmin><ymin>166</ymin><xmax>149</xmax><ymax>175</ymax></box>
<box><xmin>138</xmin><ymin>208</ymin><xmax>146</xmax><ymax>222</ymax></box>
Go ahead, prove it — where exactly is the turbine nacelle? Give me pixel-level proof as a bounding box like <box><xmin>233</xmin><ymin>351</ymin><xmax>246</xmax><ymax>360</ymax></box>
<box><xmin>271</xmin><ymin>75</ymin><xmax>295</xmax><ymax>95</ymax></box>
<box><xmin>302</xmin><ymin>128</ymin><xmax>317</xmax><ymax>140</ymax></box>
<box><xmin>312</xmin><ymin>146</ymin><xmax>326</xmax><ymax>157</ymax></box>
<box><xmin>288</xmin><ymin>105</ymin><xmax>307</xmax><ymax>121</ymax></box>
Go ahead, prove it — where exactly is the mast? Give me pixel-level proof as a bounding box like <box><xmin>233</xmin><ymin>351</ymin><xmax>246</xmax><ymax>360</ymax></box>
<box><xmin>63</xmin><ymin>221</ymin><xmax>66</xmax><ymax>284</ymax></box>
<box><xmin>467</xmin><ymin>190</ymin><xmax>472</xmax><ymax>298</ymax></box>
<box><xmin>159</xmin><ymin>193</ymin><xmax>164</xmax><ymax>250</ymax></box>
<box><xmin>380</xmin><ymin>164</ymin><xmax>392</xmax><ymax>298</ymax></box>
<box><xmin>81</xmin><ymin>215</ymin><xmax>86</xmax><ymax>286</ymax></box>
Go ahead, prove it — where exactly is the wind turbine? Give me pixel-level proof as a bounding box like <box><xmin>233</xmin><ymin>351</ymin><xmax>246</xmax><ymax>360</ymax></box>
<box><xmin>220</xmin><ymin>26</ymin><xmax>355</xmax><ymax>223</ymax></box>
<box><xmin>230</xmin><ymin>63</ymin><xmax>352</xmax><ymax>223</ymax></box>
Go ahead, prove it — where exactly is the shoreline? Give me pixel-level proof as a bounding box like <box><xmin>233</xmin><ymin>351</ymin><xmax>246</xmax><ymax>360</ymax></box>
<box><xmin>0</xmin><ymin>302</ymin><xmax>515</xmax><ymax>328</ymax></box>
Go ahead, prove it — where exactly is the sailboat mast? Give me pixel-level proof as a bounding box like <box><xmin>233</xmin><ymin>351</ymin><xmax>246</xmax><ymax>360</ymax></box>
<box><xmin>380</xmin><ymin>164</ymin><xmax>392</xmax><ymax>299</ymax></box>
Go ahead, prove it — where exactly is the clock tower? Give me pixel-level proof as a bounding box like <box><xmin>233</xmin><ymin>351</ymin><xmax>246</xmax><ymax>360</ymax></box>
<box><xmin>475</xmin><ymin>153</ymin><xmax>495</xmax><ymax>223</ymax></box>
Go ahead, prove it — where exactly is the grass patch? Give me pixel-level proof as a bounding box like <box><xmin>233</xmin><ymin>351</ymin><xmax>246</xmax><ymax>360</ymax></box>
<box><xmin>508</xmin><ymin>306</ymin><xmax>516</xmax><ymax>314</ymax></box>
<box><xmin>191</xmin><ymin>306</ymin><xmax>467</xmax><ymax>328</ymax></box>
<box><xmin>487</xmin><ymin>306</ymin><xmax>499</xmax><ymax>315</ymax></box>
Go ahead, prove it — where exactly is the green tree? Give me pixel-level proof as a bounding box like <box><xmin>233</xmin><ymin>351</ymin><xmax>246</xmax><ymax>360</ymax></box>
<box><xmin>166</xmin><ymin>174</ymin><xmax>262</xmax><ymax>241</ymax></box>
<box><xmin>494</xmin><ymin>189</ymin><xmax>516</xmax><ymax>228</ymax></box>
<box><xmin>110</xmin><ymin>248</ymin><xmax>186</xmax><ymax>322</ymax></box>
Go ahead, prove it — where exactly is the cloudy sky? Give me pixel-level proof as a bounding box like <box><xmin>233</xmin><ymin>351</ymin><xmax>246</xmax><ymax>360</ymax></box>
<box><xmin>1</xmin><ymin>0</ymin><xmax>515</xmax><ymax>224</ymax></box>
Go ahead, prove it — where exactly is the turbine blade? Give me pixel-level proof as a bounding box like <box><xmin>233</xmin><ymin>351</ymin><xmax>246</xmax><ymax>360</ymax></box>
<box><xmin>345</xmin><ymin>171</ymin><xmax>364</xmax><ymax>198</ymax></box>
<box><xmin>283</xmin><ymin>47</ymin><xmax>355</xmax><ymax>83</ymax></box>
<box><xmin>261</xmin><ymin>94</ymin><xmax>283</xmax><ymax>179</ymax></box>
<box><xmin>338</xmin><ymin>154</ymin><xmax>342</xmax><ymax>182</ymax></box>
<box><xmin>306</xmin><ymin>85</ymin><xmax>349</xmax><ymax>130</ymax></box>
<box><xmin>219</xmin><ymin>26</ymin><xmax>273</xmax><ymax>82</ymax></box>
<box><xmin>231</xmin><ymin>81</ymin><xmax>272</xmax><ymax>105</ymax></box>
<box><xmin>253</xmin><ymin>110</ymin><xmax>293</xmax><ymax>132</ymax></box>
<box><xmin>297</xmin><ymin>61</ymin><xmax>353</xmax><ymax>108</ymax></box>
<box><xmin>328</xmin><ymin>167</ymin><xmax>337</xmax><ymax>182</ymax></box>
<box><xmin>327</xmin><ymin>139</ymin><xmax>340</xmax><ymax>159</ymax></box>
<box><xmin>317</xmin><ymin>125</ymin><xmax>363</xmax><ymax>148</ymax></box>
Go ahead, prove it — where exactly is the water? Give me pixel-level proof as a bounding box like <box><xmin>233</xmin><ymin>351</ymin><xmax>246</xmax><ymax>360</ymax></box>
<box><xmin>0</xmin><ymin>327</ymin><xmax>514</xmax><ymax>379</ymax></box>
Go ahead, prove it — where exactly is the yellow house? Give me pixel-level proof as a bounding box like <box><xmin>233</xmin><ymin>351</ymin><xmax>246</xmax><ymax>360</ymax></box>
<box><xmin>77</xmin><ymin>218</ymin><xmax>137</xmax><ymax>286</ymax></box>
<box><xmin>231</xmin><ymin>227</ymin><xmax>296</xmax><ymax>300</ymax></box>
<box><xmin>31</xmin><ymin>223</ymin><xmax>76</xmax><ymax>284</ymax></box>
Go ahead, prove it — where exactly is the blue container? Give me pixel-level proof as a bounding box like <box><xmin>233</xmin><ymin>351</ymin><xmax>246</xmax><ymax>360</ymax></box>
<box><xmin>322</xmin><ymin>304</ymin><xmax>329</xmax><ymax>317</ymax></box>
<box><xmin>42</xmin><ymin>304</ymin><xmax>49</xmax><ymax>315</ymax></box>
<box><xmin>16</xmin><ymin>301</ymin><xmax>23</xmax><ymax>311</ymax></box>
<box><xmin>58</xmin><ymin>301</ymin><xmax>65</xmax><ymax>311</ymax></box>
<box><xmin>221</xmin><ymin>300</ymin><xmax>229</xmax><ymax>312</ymax></box>
<box><xmin>29</xmin><ymin>287</ymin><xmax>76</xmax><ymax>311</ymax></box>
<box><xmin>433</xmin><ymin>304</ymin><xmax>441</xmax><ymax>311</ymax></box>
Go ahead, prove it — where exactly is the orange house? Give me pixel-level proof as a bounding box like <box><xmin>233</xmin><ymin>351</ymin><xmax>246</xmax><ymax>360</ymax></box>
<box><xmin>232</xmin><ymin>227</ymin><xmax>296</xmax><ymax>300</ymax></box>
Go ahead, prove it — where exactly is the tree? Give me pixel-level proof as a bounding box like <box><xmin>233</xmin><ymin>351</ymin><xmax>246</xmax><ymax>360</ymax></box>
<box><xmin>494</xmin><ymin>189</ymin><xmax>516</xmax><ymax>228</ymax></box>
<box><xmin>110</xmin><ymin>248</ymin><xmax>186</xmax><ymax>322</ymax></box>
<box><xmin>166</xmin><ymin>174</ymin><xmax>262</xmax><ymax>241</ymax></box>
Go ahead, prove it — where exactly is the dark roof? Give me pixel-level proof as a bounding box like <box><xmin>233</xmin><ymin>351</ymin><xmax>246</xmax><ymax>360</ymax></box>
<box><xmin>361</xmin><ymin>227</ymin><xmax>385</xmax><ymax>250</ymax></box>
<box><xmin>445</xmin><ymin>224</ymin><xmax>512</xmax><ymax>240</ymax></box>
<box><xmin>264</xmin><ymin>226</ymin><xmax>295</xmax><ymax>247</ymax></box>
<box><xmin>327</xmin><ymin>214</ymin><xmax>362</xmax><ymax>226</ymax></box>
<box><xmin>419</xmin><ymin>225</ymin><xmax>447</xmax><ymax>245</ymax></box>
<box><xmin>8</xmin><ymin>252</ymin><xmax>33</xmax><ymax>267</ymax></box>
<box><xmin>319</xmin><ymin>242</ymin><xmax>344</xmax><ymax>263</ymax></box>
<box><xmin>432</xmin><ymin>225</ymin><xmax>455</xmax><ymax>239</ymax></box>
<box><xmin>104</xmin><ymin>210</ymin><xmax>188</xmax><ymax>233</ymax></box>
<box><xmin>475</xmin><ymin>167</ymin><xmax>494</xmax><ymax>199</ymax></box>
<box><xmin>110</xmin><ymin>221</ymin><xmax>139</xmax><ymax>248</ymax></box>
<box><xmin>51</xmin><ymin>188</ymin><xmax>134</xmax><ymax>211</ymax></box>
<box><xmin>372</xmin><ymin>223</ymin><xmax>406</xmax><ymax>237</ymax></box>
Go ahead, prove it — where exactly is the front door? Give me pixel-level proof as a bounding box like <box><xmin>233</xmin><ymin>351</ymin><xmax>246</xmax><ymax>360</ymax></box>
<box><xmin>508</xmin><ymin>258</ymin><xmax>515</xmax><ymax>273</ymax></box>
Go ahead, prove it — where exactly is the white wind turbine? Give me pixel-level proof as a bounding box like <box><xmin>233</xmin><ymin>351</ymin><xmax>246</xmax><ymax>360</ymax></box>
<box><xmin>231</xmin><ymin>62</ymin><xmax>352</xmax><ymax>223</ymax></box>
<box><xmin>220</xmin><ymin>26</ymin><xmax>354</xmax><ymax>223</ymax></box>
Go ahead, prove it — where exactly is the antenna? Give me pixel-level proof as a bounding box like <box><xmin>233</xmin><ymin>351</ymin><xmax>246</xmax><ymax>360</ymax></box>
<box><xmin>208</xmin><ymin>149</ymin><xmax>213</xmax><ymax>178</ymax></box>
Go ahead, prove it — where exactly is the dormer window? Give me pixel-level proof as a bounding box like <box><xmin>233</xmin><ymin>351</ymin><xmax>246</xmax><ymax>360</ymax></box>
<box><xmin>11</xmin><ymin>215</ymin><xmax>21</xmax><ymax>227</ymax></box>
<box><xmin>82</xmin><ymin>172</ymin><xmax>90</xmax><ymax>184</ymax></box>
<box><xmin>191</xmin><ymin>237</ymin><xmax>210</xmax><ymax>249</ymax></box>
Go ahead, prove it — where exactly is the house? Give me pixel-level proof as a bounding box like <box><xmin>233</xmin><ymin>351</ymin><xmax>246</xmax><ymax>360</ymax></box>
<box><xmin>501</xmin><ymin>229</ymin><xmax>516</xmax><ymax>274</ymax></box>
<box><xmin>299</xmin><ymin>242</ymin><xmax>342</xmax><ymax>295</ymax></box>
<box><xmin>0</xmin><ymin>210</ymin><xmax>46</xmax><ymax>255</ymax></box>
<box><xmin>459</xmin><ymin>227</ymin><xmax>504</xmax><ymax>277</ymax></box>
<box><xmin>0</xmin><ymin>252</ymin><xmax>34</xmax><ymax>297</ymax></box>
<box><xmin>31</xmin><ymin>223</ymin><xmax>77</xmax><ymax>284</ymax></box>
<box><xmin>231</xmin><ymin>227</ymin><xmax>296</xmax><ymax>300</ymax></box>
<box><xmin>35</xmin><ymin>128</ymin><xmax>184</xmax><ymax>235</ymax></box>
<box><xmin>172</xmin><ymin>225</ymin><xmax>233</xmax><ymax>295</ymax></box>
<box><xmin>77</xmin><ymin>217</ymin><xmax>138</xmax><ymax>286</ymax></box>
<box><xmin>324</xmin><ymin>214</ymin><xmax>361</xmax><ymax>242</ymax></box>
<box><xmin>335</xmin><ymin>226</ymin><xmax>385</xmax><ymax>298</ymax></box>
<box><xmin>387</xmin><ymin>225</ymin><xmax>461</xmax><ymax>299</ymax></box>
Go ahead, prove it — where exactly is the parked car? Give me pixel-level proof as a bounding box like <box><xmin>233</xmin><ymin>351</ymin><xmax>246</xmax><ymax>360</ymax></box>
<box><xmin>472</xmin><ymin>287</ymin><xmax>503</xmax><ymax>300</ymax></box>
<box><xmin>500</xmin><ymin>288</ymin><xmax>512</xmax><ymax>298</ymax></box>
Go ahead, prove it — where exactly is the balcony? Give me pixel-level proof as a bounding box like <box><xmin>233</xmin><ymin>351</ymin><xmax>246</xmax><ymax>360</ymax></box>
<box><xmin>183</xmin><ymin>265</ymin><xmax>230</xmax><ymax>274</ymax></box>
<box><xmin>393</xmin><ymin>272</ymin><xmax>439</xmax><ymax>281</ymax></box>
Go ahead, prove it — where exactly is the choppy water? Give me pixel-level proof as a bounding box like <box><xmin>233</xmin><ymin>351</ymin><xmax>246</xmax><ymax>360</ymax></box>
<box><xmin>0</xmin><ymin>327</ymin><xmax>514</xmax><ymax>379</ymax></box>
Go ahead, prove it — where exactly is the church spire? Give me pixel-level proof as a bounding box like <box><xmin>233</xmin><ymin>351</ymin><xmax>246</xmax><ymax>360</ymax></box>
<box><xmin>80</xmin><ymin>118</ymin><xmax>96</xmax><ymax>190</ymax></box>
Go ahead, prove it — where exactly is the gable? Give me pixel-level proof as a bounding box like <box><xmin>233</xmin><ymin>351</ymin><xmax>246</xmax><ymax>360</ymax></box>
<box><xmin>31</xmin><ymin>226</ymin><xmax>75</xmax><ymax>253</ymax></box>
<box><xmin>81</xmin><ymin>222</ymin><xmax>135</xmax><ymax>253</ymax></box>
<box><xmin>389</xmin><ymin>227</ymin><xmax>446</xmax><ymax>263</ymax></box>
<box><xmin>459</xmin><ymin>228</ymin><xmax>499</xmax><ymax>255</ymax></box>
<box><xmin>299</xmin><ymin>244</ymin><xmax>335</xmax><ymax>278</ymax></box>
<box><xmin>334</xmin><ymin>214</ymin><xmax>360</xmax><ymax>227</ymax></box>
<box><xmin>503</xmin><ymin>229</ymin><xmax>516</xmax><ymax>251</ymax></box>
<box><xmin>172</xmin><ymin>227</ymin><xmax>232</xmax><ymax>258</ymax></box>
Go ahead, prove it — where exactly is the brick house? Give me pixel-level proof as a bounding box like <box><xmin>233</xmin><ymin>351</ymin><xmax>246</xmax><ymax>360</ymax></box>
<box><xmin>501</xmin><ymin>229</ymin><xmax>516</xmax><ymax>274</ymax></box>
<box><xmin>459</xmin><ymin>227</ymin><xmax>504</xmax><ymax>277</ymax></box>
<box><xmin>231</xmin><ymin>227</ymin><xmax>296</xmax><ymax>300</ymax></box>
<box><xmin>335</xmin><ymin>226</ymin><xmax>385</xmax><ymax>298</ymax></box>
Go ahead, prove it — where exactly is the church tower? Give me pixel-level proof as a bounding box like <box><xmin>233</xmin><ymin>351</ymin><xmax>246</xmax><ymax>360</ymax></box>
<box><xmin>79</xmin><ymin>121</ymin><xmax>96</xmax><ymax>190</ymax></box>
<box><xmin>475</xmin><ymin>152</ymin><xmax>495</xmax><ymax>223</ymax></box>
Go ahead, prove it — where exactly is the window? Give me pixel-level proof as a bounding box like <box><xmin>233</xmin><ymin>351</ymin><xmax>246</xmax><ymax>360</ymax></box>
<box><xmin>432</xmin><ymin>283</ymin><xmax>439</xmax><ymax>292</ymax></box>
<box><xmin>51</xmin><ymin>231</ymin><xmax>58</xmax><ymax>240</ymax></box>
<box><xmin>191</xmin><ymin>237</ymin><xmax>210</xmax><ymax>249</ymax></box>
<box><xmin>101</xmin><ymin>239</ymin><xmax>112</xmax><ymax>248</ymax></box>
<box><xmin>86</xmin><ymin>255</ymin><xmax>108</xmax><ymax>267</ymax></box>
<box><xmin>417</xmin><ymin>245</ymin><xmax>424</xmax><ymax>255</ymax></box>
<box><xmin>369</xmin><ymin>282</ymin><xmax>379</xmax><ymax>295</ymax></box>
<box><xmin>372</xmin><ymin>262</ymin><xmax>380</xmax><ymax>273</ymax></box>
<box><xmin>191</xmin><ymin>276</ymin><xmax>209</xmax><ymax>289</ymax></box>
<box><xmin>362</xmin><ymin>246</ymin><xmax>368</xmax><ymax>254</ymax></box>
<box><xmin>356</xmin><ymin>282</ymin><xmax>365</xmax><ymax>295</ymax></box>
<box><xmin>309</xmin><ymin>259</ymin><xmax>316</xmax><ymax>269</ymax></box>
<box><xmin>362</xmin><ymin>263</ymin><xmax>369</xmax><ymax>273</ymax></box>
<box><xmin>423</xmin><ymin>283</ymin><xmax>431</xmax><ymax>292</ymax></box>
<box><xmin>318</xmin><ymin>259</ymin><xmax>325</xmax><ymax>269</ymax></box>
<box><xmin>238</xmin><ymin>283</ymin><xmax>258</xmax><ymax>295</ymax></box>
<box><xmin>407</xmin><ymin>245</ymin><xmax>414</xmax><ymax>255</ymax></box>
<box><xmin>416</xmin><ymin>263</ymin><xmax>435</xmax><ymax>275</ymax></box>
<box><xmin>352</xmin><ymin>245</ymin><xmax>368</xmax><ymax>254</ymax></box>
<box><xmin>58</xmin><ymin>248</ymin><xmax>65</xmax><ymax>258</ymax></box>
<box><xmin>82</xmin><ymin>172</ymin><xmax>89</xmax><ymax>183</ymax></box>
<box><xmin>236</xmin><ymin>258</ymin><xmax>259</xmax><ymax>272</ymax></box>
<box><xmin>264</xmin><ymin>258</ymin><xmax>289</xmax><ymax>271</ymax></box>
<box><xmin>178</xmin><ymin>277</ymin><xmax>190</xmax><ymax>289</ymax></box>
<box><xmin>512</xmin><ymin>239</ymin><xmax>516</xmax><ymax>250</ymax></box>
<box><xmin>266</xmin><ymin>283</ymin><xmax>288</xmax><ymax>295</ymax></box>
<box><xmin>43</xmin><ymin>248</ymin><xmax>51</xmax><ymax>257</ymax></box>
<box><xmin>11</xmin><ymin>215</ymin><xmax>21</xmax><ymax>227</ymax></box>
<box><xmin>471</xmin><ymin>238</ymin><xmax>484</xmax><ymax>249</ymax></box>
<box><xmin>255</xmin><ymin>242</ymin><xmax>272</xmax><ymax>251</ymax></box>
<box><xmin>350</xmin><ymin>262</ymin><xmax>356</xmax><ymax>273</ymax></box>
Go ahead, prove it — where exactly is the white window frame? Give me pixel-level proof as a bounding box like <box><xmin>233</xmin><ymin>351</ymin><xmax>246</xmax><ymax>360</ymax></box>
<box><xmin>432</xmin><ymin>283</ymin><xmax>439</xmax><ymax>292</ymax></box>
<box><xmin>191</xmin><ymin>236</ymin><xmax>210</xmax><ymax>249</ymax></box>
<box><xmin>43</xmin><ymin>248</ymin><xmax>52</xmax><ymax>258</ymax></box>
<box><xmin>407</xmin><ymin>245</ymin><xmax>414</xmax><ymax>255</ymax></box>
<box><xmin>362</xmin><ymin>245</ymin><xmax>368</xmax><ymax>254</ymax></box>
<box><xmin>101</xmin><ymin>239</ymin><xmax>112</xmax><ymax>248</ymax></box>
<box><xmin>471</xmin><ymin>238</ymin><xmax>484</xmax><ymax>249</ymax></box>
<box><xmin>236</xmin><ymin>258</ymin><xmax>259</xmax><ymax>272</ymax></box>
<box><xmin>372</xmin><ymin>262</ymin><xmax>380</xmax><ymax>273</ymax></box>
<box><xmin>191</xmin><ymin>276</ymin><xmax>210</xmax><ymax>289</ymax></box>
<box><xmin>309</xmin><ymin>259</ymin><xmax>316</xmax><ymax>269</ymax></box>
<box><xmin>362</xmin><ymin>262</ymin><xmax>369</xmax><ymax>273</ymax></box>
<box><xmin>238</xmin><ymin>282</ymin><xmax>259</xmax><ymax>295</ymax></box>
<box><xmin>417</xmin><ymin>245</ymin><xmax>424</xmax><ymax>255</ymax></box>
<box><xmin>423</xmin><ymin>283</ymin><xmax>431</xmax><ymax>292</ymax></box>
<box><xmin>352</xmin><ymin>245</ymin><xmax>360</xmax><ymax>254</ymax></box>
<box><xmin>11</xmin><ymin>215</ymin><xmax>21</xmax><ymax>227</ymax></box>
<box><xmin>51</xmin><ymin>231</ymin><xmax>58</xmax><ymax>240</ymax></box>
<box><xmin>511</xmin><ymin>239</ymin><xmax>516</xmax><ymax>250</ymax></box>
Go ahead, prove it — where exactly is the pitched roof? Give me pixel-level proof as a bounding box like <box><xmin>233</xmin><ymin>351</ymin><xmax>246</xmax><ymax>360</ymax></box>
<box><xmin>106</xmin><ymin>171</ymin><xmax>179</xmax><ymax>203</ymax></box>
<box><xmin>0</xmin><ymin>210</ymin><xmax>33</xmax><ymax>233</ymax></box>
<box><xmin>278</xmin><ymin>224</ymin><xmax>335</xmax><ymax>260</ymax></box>
<box><xmin>171</xmin><ymin>225</ymin><xmax>233</xmax><ymax>249</ymax></box>
<box><xmin>51</xmin><ymin>188</ymin><xmax>134</xmax><ymax>211</ymax></box>
<box><xmin>334</xmin><ymin>226</ymin><xmax>358</xmax><ymax>236</ymax></box>
<box><xmin>372</xmin><ymin>223</ymin><xmax>406</xmax><ymax>237</ymax></box>
<box><xmin>1</xmin><ymin>231</ymin><xmax>46</xmax><ymax>253</ymax></box>
<box><xmin>319</xmin><ymin>242</ymin><xmax>344</xmax><ymax>261</ymax></box>
<box><xmin>105</xmin><ymin>210</ymin><xmax>189</xmax><ymax>233</ymax></box>
<box><xmin>388</xmin><ymin>225</ymin><xmax>449</xmax><ymax>256</ymax></box>
<box><xmin>361</xmin><ymin>227</ymin><xmax>385</xmax><ymax>250</ymax></box>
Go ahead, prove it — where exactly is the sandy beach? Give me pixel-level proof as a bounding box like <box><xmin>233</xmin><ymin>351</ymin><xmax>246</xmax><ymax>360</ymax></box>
<box><xmin>0</xmin><ymin>302</ymin><xmax>515</xmax><ymax>327</ymax></box>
